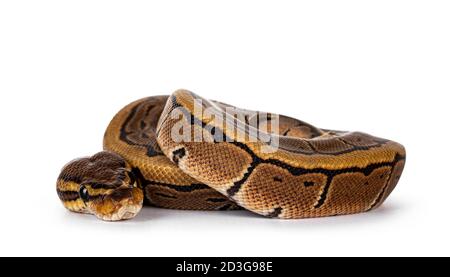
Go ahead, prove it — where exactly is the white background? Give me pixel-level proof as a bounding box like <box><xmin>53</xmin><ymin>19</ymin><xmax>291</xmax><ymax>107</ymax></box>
<box><xmin>0</xmin><ymin>1</ymin><xmax>449</xmax><ymax>257</ymax></box>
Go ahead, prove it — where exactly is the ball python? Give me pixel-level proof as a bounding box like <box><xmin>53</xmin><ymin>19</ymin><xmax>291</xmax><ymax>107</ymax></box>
<box><xmin>56</xmin><ymin>89</ymin><xmax>406</xmax><ymax>221</ymax></box>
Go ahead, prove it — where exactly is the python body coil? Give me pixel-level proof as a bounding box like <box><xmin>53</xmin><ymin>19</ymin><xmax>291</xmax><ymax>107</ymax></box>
<box><xmin>56</xmin><ymin>90</ymin><xmax>406</xmax><ymax>221</ymax></box>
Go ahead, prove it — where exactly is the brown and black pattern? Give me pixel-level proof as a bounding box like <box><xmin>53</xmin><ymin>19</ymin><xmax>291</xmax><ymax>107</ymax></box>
<box><xmin>155</xmin><ymin>90</ymin><xmax>406</xmax><ymax>219</ymax></box>
<box><xmin>101</xmin><ymin>95</ymin><xmax>322</xmax><ymax>213</ymax></box>
<box><xmin>118</xmin><ymin>95</ymin><xmax>167</xmax><ymax>157</ymax></box>
<box><xmin>103</xmin><ymin>96</ymin><xmax>242</xmax><ymax>211</ymax></box>
<box><xmin>57</xmin><ymin>89</ymin><xmax>406</xmax><ymax>221</ymax></box>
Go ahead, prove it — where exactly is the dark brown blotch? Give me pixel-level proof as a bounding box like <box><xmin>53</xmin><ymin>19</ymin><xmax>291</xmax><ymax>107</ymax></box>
<box><xmin>172</xmin><ymin>147</ymin><xmax>186</xmax><ymax>165</ymax></box>
<box><xmin>273</xmin><ymin>176</ymin><xmax>283</xmax><ymax>182</ymax></box>
<box><xmin>59</xmin><ymin>151</ymin><xmax>131</xmax><ymax>190</ymax></box>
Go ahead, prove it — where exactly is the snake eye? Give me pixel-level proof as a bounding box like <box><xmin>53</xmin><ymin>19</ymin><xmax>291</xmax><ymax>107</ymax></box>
<box><xmin>79</xmin><ymin>185</ymin><xmax>90</xmax><ymax>202</ymax></box>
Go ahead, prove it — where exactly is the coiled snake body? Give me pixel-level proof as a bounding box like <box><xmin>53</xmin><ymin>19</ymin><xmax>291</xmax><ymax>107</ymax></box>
<box><xmin>57</xmin><ymin>90</ymin><xmax>406</xmax><ymax>221</ymax></box>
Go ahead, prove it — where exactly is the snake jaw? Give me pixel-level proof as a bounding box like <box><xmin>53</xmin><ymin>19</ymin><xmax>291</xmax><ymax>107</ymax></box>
<box><xmin>88</xmin><ymin>187</ymin><xmax>144</xmax><ymax>221</ymax></box>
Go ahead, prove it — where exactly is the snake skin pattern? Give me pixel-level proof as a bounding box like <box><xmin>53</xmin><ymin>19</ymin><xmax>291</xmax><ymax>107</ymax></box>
<box><xmin>56</xmin><ymin>89</ymin><xmax>406</xmax><ymax>220</ymax></box>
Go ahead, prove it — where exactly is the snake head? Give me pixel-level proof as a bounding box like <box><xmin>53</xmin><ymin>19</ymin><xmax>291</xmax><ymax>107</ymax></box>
<box><xmin>56</xmin><ymin>151</ymin><xmax>144</xmax><ymax>221</ymax></box>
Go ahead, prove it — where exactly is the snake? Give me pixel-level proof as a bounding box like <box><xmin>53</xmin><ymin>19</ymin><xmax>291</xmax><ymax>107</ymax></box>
<box><xmin>56</xmin><ymin>89</ymin><xmax>406</xmax><ymax>221</ymax></box>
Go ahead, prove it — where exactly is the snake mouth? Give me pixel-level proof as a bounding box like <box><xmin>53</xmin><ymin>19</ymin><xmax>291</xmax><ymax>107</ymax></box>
<box><xmin>97</xmin><ymin>201</ymin><xmax>143</xmax><ymax>221</ymax></box>
<box><xmin>90</xmin><ymin>187</ymin><xmax>144</xmax><ymax>221</ymax></box>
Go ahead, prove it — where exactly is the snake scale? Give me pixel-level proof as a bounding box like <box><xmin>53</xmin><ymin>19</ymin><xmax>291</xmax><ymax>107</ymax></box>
<box><xmin>57</xmin><ymin>89</ymin><xmax>406</xmax><ymax>221</ymax></box>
